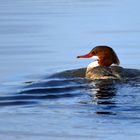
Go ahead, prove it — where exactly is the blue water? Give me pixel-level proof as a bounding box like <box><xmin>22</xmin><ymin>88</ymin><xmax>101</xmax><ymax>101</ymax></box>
<box><xmin>0</xmin><ymin>0</ymin><xmax>140</xmax><ymax>139</ymax></box>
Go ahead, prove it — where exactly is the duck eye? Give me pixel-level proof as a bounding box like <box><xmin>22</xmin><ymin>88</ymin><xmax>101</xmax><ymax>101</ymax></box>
<box><xmin>91</xmin><ymin>51</ymin><xmax>96</xmax><ymax>55</ymax></box>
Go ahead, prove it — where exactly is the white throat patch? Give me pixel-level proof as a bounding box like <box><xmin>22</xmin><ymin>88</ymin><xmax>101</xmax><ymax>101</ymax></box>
<box><xmin>85</xmin><ymin>55</ymin><xmax>99</xmax><ymax>72</ymax></box>
<box><xmin>87</xmin><ymin>56</ymin><xmax>99</xmax><ymax>71</ymax></box>
<box><xmin>87</xmin><ymin>61</ymin><xmax>99</xmax><ymax>69</ymax></box>
<box><xmin>91</xmin><ymin>56</ymin><xmax>99</xmax><ymax>60</ymax></box>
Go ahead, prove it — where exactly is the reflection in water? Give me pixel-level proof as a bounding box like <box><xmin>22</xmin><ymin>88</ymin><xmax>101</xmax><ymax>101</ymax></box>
<box><xmin>94</xmin><ymin>80</ymin><xmax>117</xmax><ymax>100</ymax></box>
<box><xmin>87</xmin><ymin>79</ymin><xmax>120</xmax><ymax>115</ymax></box>
<box><xmin>88</xmin><ymin>80</ymin><xmax>118</xmax><ymax>102</ymax></box>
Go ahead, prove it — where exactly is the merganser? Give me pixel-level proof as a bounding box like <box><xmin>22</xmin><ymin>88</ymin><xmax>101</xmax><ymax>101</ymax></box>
<box><xmin>49</xmin><ymin>45</ymin><xmax>140</xmax><ymax>80</ymax></box>
<box><xmin>77</xmin><ymin>46</ymin><xmax>123</xmax><ymax>80</ymax></box>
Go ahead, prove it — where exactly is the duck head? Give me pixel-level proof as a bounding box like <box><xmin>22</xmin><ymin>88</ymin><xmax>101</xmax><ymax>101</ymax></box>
<box><xmin>77</xmin><ymin>46</ymin><xmax>120</xmax><ymax>67</ymax></box>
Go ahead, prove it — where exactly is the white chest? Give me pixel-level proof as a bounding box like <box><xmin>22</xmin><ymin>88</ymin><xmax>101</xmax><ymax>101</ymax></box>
<box><xmin>87</xmin><ymin>61</ymin><xmax>99</xmax><ymax>71</ymax></box>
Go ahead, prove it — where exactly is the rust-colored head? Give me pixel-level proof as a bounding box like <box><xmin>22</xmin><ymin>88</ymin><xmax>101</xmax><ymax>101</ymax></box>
<box><xmin>77</xmin><ymin>46</ymin><xmax>120</xmax><ymax>66</ymax></box>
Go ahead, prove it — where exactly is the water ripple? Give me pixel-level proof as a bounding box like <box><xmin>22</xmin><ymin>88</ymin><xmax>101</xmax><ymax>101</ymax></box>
<box><xmin>0</xmin><ymin>68</ymin><xmax>140</xmax><ymax>114</ymax></box>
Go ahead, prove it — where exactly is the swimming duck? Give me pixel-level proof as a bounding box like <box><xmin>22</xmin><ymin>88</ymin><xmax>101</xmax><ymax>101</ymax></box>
<box><xmin>77</xmin><ymin>46</ymin><xmax>124</xmax><ymax>79</ymax></box>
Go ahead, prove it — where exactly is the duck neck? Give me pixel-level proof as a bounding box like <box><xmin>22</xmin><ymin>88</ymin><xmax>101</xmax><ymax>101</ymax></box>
<box><xmin>87</xmin><ymin>61</ymin><xmax>99</xmax><ymax>72</ymax></box>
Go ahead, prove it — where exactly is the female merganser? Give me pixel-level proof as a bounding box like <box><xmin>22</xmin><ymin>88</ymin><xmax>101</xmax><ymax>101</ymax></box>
<box><xmin>77</xmin><ymin>46</ymin><xmax>124</xmax><ymax>80</ymax></box>
<box><xmin>50</xmin><ymin>45</ymin><xmax>140</xmax><ymax>80</ymax></box>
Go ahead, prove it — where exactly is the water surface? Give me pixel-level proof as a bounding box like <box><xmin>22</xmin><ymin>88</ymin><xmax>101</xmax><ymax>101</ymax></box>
<box><xmin>0</xmin><ymin>0</ymin><xmax>140</xmax><ymax>140</ymax></box>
